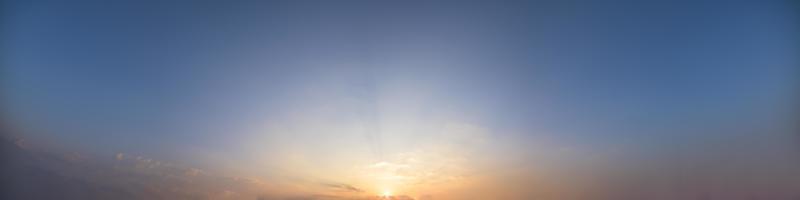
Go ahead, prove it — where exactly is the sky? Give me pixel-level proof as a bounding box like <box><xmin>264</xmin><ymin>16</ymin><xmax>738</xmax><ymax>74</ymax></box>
<box><xmin>2</xmin><ymin>1</ymin><xmax>799</xmax><ymax>200</ymax></box>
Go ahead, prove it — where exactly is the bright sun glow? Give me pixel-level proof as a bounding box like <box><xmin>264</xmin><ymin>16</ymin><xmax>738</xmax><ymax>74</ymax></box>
<box><xmin>381</xmin><ymin>190</ymin><xmax>392</xmax><ymax>197</ymax></box>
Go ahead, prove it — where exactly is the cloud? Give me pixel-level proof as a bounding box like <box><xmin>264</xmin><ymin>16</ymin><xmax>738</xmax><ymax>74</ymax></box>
<box><xmin>319</xmin><ymin>182</ymin><xmax>363</xmax><ymax>193</ymax></box>
<box><xmin>1</xmin><ymin>136</ymin><xmax>279</xmax><ymax>200</ymax></box>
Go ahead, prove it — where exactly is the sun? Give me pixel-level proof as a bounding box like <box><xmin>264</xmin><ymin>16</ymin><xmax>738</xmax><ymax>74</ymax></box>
<box><xmin>381</xmin><ymin>190</ymin><xmax>393</xmax><ymax>198</ymax></box>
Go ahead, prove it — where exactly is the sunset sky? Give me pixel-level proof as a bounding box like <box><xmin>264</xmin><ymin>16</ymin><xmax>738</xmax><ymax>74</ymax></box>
<box><xmin>2</xmin><ymin>1</ymin><xmax>799</xmax><ymax>200</ymax></box>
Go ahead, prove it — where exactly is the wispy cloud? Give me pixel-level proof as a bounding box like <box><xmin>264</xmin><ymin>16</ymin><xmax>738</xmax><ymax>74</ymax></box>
<box><xmin>319</xmin><ymin>182</ymin><xmax>364</xmax><ymax>193</ymax></box>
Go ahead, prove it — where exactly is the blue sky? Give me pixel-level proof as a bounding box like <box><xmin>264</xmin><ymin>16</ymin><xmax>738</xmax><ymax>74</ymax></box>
<box><xmin>2</xmin><ymin>1</ymin><xmax>799</xmax><ymax>199</ymax></box>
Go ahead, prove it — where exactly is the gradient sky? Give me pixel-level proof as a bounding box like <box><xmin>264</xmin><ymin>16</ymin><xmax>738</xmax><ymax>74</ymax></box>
<box><xmin>2</xmin><ymin>1</ymin><xmax>799</xmax><ymax>199</ymax></box>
